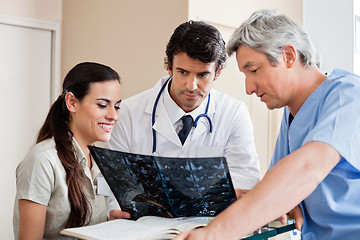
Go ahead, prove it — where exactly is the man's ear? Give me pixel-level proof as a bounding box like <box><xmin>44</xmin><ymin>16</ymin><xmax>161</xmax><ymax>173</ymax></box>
<box><xmin>167</xmin><ymin>68</ymin><xmax>172</xmax><ymax>76</ymax></box>
<box><xmin>282</xmin><ymin>44</ymin><xmax>296</xmax><ymax>68</ymax></box>
<box><xmin>65</xmin><ymin>92</ymin><xmax>77</xmax><ymax>113</ymax></box>
<box><xmin>214</xmin><ymin>64</ymin><xmax>224</xmax><ymax>80</ymax></box>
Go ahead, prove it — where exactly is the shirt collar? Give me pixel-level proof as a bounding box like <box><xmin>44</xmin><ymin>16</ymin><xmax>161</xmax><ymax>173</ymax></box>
<box><xmin>71</xmin><ymin>137</ymin><xmax>100</xmax><ymax>182</ymax></box>
<box><xmin>71</xmin><ymin>137</ymin><xmax>88</xmax><ymax>167</ymax></box>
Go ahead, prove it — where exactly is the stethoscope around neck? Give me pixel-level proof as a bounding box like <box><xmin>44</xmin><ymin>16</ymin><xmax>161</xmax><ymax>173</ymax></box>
<box><xmin>152</xmin><ymin>76</ymin><xmax>213</xmax><ymax>153</ymax></box>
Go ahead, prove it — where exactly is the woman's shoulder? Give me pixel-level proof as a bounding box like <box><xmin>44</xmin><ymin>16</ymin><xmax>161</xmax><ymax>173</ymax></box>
<box><xmin>28</xmin><ymin>138</ymin><xmax>57</xmax><ymax>157</ymax></box>
<box><xmin>15</xmin><ymin>138</ymin><xmax>63</xmax><ymax>205</ymax></box>
<box><xmin>20</xmin><ymin>138</ymin><xmax>59</xmax><ymax>169</ymax></box>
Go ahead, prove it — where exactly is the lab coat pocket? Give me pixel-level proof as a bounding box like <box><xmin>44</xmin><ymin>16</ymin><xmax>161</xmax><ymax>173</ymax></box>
<box><xmin>196</xmin><ymin>145</ymin><xmax>224</xmax><ymax>158</ymax></box>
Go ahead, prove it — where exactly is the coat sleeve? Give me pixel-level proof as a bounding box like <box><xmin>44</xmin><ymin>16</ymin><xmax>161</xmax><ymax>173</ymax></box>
<box><xmin>221</xmin><ymin>98</ymin><xmax>261</xmax><ymax>189</ymax></box>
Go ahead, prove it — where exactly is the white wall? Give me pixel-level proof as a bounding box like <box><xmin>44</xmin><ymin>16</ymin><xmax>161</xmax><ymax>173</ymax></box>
<box><xmin>0</xmin><ymin>0</ymin><xmax>62</xmax><ymax>22</ymax></box>
<box><xmin>304</xmin><ymin>0</ymin><xmax>360</xmax><ymax>75</ymax></box>
<box><xmin>354</xmin><ymin>0</ymin><xmax>360</xmax><ymax>75</ymax></box>
<box><xmin>188</xmin><ymin>0</ymin><xmax>302</xmax><ymax>28</ymax></box>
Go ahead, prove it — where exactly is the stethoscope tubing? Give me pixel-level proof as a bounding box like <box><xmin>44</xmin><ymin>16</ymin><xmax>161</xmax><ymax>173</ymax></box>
<box><xmin>152</xmin><ymin>76</ymin><xmax>213</xmax><ymax>153</ymax></box>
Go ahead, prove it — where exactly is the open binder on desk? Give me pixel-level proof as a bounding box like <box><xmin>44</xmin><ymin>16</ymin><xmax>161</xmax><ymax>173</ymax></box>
<box><xmin>60</xmin><ymin>217</ymin><xmax>296</xmax><ymax>240</ymax></box>
<box><xmin>88</xmin><ymin>146</ymin><xmax>237</xmax><ymax>220</ymax></box>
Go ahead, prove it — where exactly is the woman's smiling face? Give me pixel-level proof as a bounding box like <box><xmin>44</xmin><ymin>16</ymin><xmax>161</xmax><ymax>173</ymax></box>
<box><xmin>68</xmin><ymin>80</ymin><xmax>121</xmax><ymax>146</ymax></box>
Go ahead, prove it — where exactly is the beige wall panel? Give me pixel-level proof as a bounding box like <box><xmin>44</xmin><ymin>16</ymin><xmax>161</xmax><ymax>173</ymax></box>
<box><xmin>62</xmin><ymin>0</ymin><xmax>188</xmax><ymax>99</ymax></box>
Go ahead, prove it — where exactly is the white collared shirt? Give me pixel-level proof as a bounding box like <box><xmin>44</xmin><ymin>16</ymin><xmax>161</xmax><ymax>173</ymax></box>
<box><xmin>163</xmin><ymin>79</ymin><xmax>208</xmax><ymax>134</ymax></box>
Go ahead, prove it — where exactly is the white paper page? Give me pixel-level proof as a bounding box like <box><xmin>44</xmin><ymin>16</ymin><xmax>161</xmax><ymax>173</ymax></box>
<box><xmin>61</xmin><ymin>219</ymin><xmax>170</xmax><ymax>240</ymax></box>
<box><xmin>137</xmin><ymin>216</ymin><xmax>209</xmax><ymax>232</ymax></box>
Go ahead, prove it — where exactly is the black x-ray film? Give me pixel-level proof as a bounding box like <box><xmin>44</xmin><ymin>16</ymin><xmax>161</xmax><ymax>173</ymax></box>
<box><xmin>88</xmin><ymin>146</ymin><xmax>237</xmax><ymax>220</ymax></box>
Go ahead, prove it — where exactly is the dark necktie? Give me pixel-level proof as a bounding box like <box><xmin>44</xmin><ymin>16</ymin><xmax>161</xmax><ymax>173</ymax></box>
<box><xmin>178</xmin><ymin>115</ymin><xmax>193</xmax><ymax>145</ymax></box>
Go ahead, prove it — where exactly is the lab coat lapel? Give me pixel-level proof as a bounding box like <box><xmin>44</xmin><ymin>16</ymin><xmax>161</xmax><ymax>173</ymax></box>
<box><xmin>144</xmin><ymin>76</ymin><xmax>171</xmax><ymax>116</ymax></box>
<box><xmin>152</xmin><ymin>101</ymin><xmax>182</xmax><ymax>147</ymax></box>
<box><xmin>145</xmin><ymin>78</ymin><xmax>181</xmax><ymax>147</ymax></box>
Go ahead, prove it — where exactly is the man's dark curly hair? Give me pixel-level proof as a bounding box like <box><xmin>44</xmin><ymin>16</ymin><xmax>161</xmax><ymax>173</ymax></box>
<box><xmin>165</xmin><ymin>20</ymin><xmax>227</xmax><ymax>72</ymax></box>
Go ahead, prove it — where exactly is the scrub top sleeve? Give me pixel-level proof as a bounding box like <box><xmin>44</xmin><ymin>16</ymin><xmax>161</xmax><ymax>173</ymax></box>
<box><xmin>303</xmin><ymin>80</ymin><xmax>360</xmax><ymax>170</ymax></box>
<box><xmin>16</xmin><ymin>149</ymin><xmax>55</xmax><ymax>205</ymax></box>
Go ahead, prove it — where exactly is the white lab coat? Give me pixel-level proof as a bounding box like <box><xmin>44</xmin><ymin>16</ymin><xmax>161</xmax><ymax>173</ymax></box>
<box><xmin>107</xmin><ymin>76</ymin><xmax>260</xmax><ymax>189</ymax></box>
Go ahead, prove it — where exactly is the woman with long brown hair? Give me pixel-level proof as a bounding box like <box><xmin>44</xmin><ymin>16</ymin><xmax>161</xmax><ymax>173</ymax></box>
<box><xmin>13</xmin><ymin>62</ymin><xmax>125</xmax><ymax>239</ymax></box>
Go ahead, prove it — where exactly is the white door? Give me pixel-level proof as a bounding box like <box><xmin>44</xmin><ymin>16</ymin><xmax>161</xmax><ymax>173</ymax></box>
<box><xmin>0</xmin><ymin>20</ymin><xmax>53</xmax><ymax>239</ymax></box>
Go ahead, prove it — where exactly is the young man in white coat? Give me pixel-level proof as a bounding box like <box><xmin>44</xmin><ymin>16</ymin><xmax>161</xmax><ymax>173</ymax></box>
<box><xmin>108</xmin><ymin>21</ymin><xmax>261</xmax><ymax>218</ymax></box>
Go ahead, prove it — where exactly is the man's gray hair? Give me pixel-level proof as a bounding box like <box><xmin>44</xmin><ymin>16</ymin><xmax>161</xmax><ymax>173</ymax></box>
<box><xmin>226</xmin><ymin>9</ymin><xmax>320</xmax><ymax>68</ymax></box>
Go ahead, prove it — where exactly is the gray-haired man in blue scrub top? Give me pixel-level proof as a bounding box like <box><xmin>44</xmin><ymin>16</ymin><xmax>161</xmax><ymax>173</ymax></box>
<box><xmin>176</xmin><ymin>9</ymin><xmax>360</xmax><ymax>240</ymax></box>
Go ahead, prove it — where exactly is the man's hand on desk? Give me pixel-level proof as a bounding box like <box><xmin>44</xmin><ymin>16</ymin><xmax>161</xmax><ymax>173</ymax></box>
<box><xmin>278</xmin><ymin>205</ymin><xmax>304</xmax><ymax>230</ymax></box>
<box><xmin>108</xmin><ymin>209</ymin><xmax>131</xmax><ymax>220</ymax></box>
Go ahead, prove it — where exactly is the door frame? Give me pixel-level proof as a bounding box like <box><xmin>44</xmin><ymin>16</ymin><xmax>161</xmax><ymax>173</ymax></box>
<box><xmin>0</xmin><ymin>14</ymin><xmax>61</xmax><ymax>103</ymax></box>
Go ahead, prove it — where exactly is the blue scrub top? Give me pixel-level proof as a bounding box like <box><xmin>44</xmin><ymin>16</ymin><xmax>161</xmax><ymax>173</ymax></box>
<box><xmin>270</xmin><ymin>69</ymin><xmax>360</xmax><ymax>239</ymax></box>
